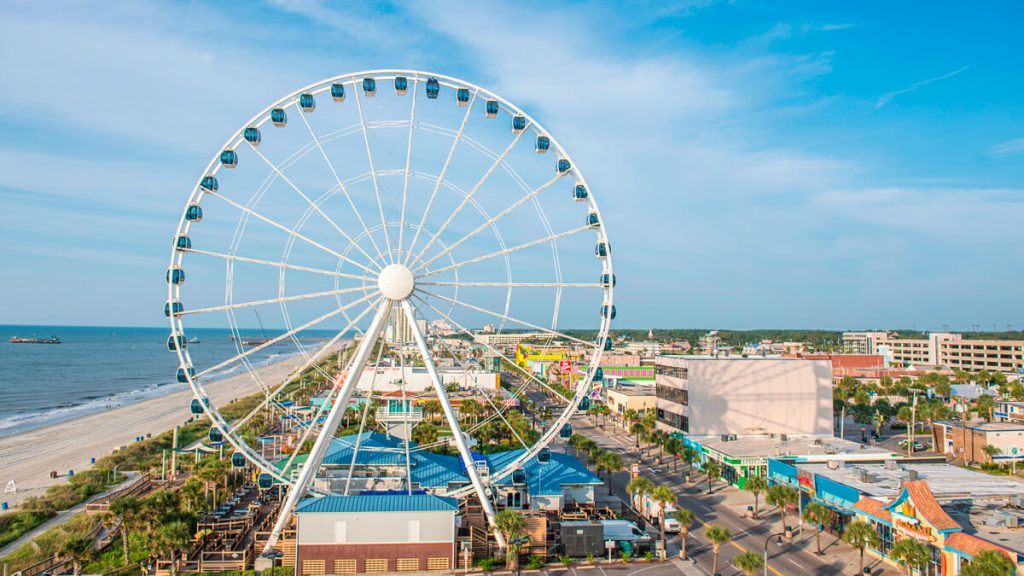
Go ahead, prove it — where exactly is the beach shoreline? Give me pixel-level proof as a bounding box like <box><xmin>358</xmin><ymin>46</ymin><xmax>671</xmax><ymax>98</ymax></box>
<box><xmin>0</xmin><ymin>353</ymin><xmax>311</xmax><ymax>508</ymax></box>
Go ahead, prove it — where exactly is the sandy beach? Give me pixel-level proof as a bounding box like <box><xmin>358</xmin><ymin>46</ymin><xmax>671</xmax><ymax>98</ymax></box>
<box><xmin>0</xmin><ymin>354</ymin><xmax>311</xmax><ymax>508</ymax></box>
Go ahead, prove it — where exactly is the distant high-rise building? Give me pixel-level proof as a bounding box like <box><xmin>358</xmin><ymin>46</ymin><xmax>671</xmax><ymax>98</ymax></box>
<box><xmin>842</xmin><ymin>331</ymin><xmax>890</xmax><ymax>355</ymax></box>
<box><xmin>386</xmin><ymin>309</ymin><xmax>428</xmax><ymax>344</ymax></box>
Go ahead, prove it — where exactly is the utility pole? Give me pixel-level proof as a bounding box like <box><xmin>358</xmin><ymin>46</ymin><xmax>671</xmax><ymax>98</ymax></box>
<box><xmin>908</xmin><ymin>389</ymin><xmax>921</xmax><ymax>457</ymax></box>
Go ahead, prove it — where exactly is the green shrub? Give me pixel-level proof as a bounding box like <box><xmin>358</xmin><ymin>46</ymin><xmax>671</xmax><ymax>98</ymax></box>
<box><xmin>527</xmin><ymin>555</ymin><xmax>545</xmax><ymax>569</ymax></box>
<box><xmin>620</xmin><ymin>550</ymin><xmax>631</xmax><ymax>563</ymax></box>
<box><xmin>560</xmin><ymin>555</ymin><xmax>573</xmax><ymax>567</ymax></box>
<box><xmin>477</xmin><ymin>557</ymin><xmax>496</xmax><ymax>571</ymax></box>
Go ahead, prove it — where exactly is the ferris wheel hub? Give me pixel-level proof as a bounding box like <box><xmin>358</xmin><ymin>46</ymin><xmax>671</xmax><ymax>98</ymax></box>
<box><xmin>377</xmin><ymin>264</ymin><xmax>415</xmax><ymax>300</ymax></box>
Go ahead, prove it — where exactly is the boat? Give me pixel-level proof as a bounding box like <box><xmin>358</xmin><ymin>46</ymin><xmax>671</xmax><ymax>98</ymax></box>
<box><xmin>9</xmin><ymin>336</ymin><xmax>61</xmax><ymax>344</ymax></box>
<box><xmin>187</xmin><ymin>336</ymin><xmax>201</xmax><ymax>344</ymax></box>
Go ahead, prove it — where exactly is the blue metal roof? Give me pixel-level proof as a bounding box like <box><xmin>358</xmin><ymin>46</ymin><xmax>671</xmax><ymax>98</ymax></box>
<box><xmin>295</xmin><ymin>494</ymin><xmax>458</xmax><ymax>514</ymax></box>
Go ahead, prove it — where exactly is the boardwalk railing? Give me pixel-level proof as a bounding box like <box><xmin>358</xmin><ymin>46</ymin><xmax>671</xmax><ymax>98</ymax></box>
<box><xmin>86</xmin><ymin>474</ymin><xmax>153</xmax><ymax>514</ymax></box>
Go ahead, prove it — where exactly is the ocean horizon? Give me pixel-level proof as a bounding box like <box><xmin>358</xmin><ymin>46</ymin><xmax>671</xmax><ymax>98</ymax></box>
<box><xmin>0</xmin><ymin>324</ymin><xmax>341</xmax><ymax>438</ymax></box>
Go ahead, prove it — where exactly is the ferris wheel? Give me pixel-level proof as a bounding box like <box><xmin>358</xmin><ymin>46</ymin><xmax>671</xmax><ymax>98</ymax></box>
<box><xmin>166</xmin><ymin>70</ymin><xmax>615</xmax><ymax>551</ymax></box>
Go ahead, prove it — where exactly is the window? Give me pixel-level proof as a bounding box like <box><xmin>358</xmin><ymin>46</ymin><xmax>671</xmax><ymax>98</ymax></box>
<box><xmin>426</xmin><ymin>557</ymin><xmax>450</xmax><ymax>571</ymax></box>
<box><xmin>365</xmin><ymin>559</ymin><xmax>388</xmax><ymax>573</ymax></box>
<box><xmin>397</xmin><ymin>558</ymin><xmax>420</xmax><ymax>572</ymax></box>
<box><xmin>656</xmin><ymin>409</ymin><xmax>689</xmax><ymax>432</ymax></box>
<box><xmin>656</xmin><ymin>383</ymin><xmax>688</xmax><ymax>405</ymax></box>
<box><xmin>302</xmin><ymin>560</ymin><xmax>325</xmax><ymax>576</ymax></box>
<box><xmin>658</xmin><ymin>364</ymin><xmax>688</xmax><ymax>379</ymax></box>
<box><xmin>333</xmin><ymin>560</ymin><xmax>356</xmax><ymax>574</ymax></box>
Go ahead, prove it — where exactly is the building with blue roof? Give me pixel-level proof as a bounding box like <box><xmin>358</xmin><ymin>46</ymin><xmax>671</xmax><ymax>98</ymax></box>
<box><xmin>280</xmin><ymin>431</ymin><xmax>602</xmax><ymax>510</ymax></box>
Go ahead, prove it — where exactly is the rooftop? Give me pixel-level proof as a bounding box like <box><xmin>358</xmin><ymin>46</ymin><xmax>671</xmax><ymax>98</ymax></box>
<box><xmin>936</xmin><ymin>420</ymin><xmax>1024</xmax><ymax>432</ymax></box>
<box><xmin>295</xmin><ymin>494</ymin><xmax>458</xmax><ymax>514</ymax></box>
<box><xmin>694</xmin><ymin>435</ymin><xmax>894</xmax><ymax>461</ymax></box>
<box><xmin>800</xmin><ymin>462</ymin><xmax>1024</xmax><ymax>500</ymax></box>
<box><xmin>607</xmin><ymin>385</ymin><xmax>656</xmax><ymax>397</ymax></box>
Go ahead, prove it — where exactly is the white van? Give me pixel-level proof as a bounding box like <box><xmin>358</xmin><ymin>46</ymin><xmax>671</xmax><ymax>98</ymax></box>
<box><xmin>599</xmin><ymin>520</ymin><xmax>652</xmax><ymax>542</ymax></box>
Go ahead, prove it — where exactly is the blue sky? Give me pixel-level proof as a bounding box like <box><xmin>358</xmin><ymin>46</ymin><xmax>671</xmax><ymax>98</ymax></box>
<box><xmin>0</xmin><ymin>1</ymin><xmax>1021</xmax><ymax>330</ymax></box>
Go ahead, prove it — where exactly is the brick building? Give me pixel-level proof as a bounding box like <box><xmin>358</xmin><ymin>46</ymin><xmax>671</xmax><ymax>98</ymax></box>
<box><xmin>932</xmin><ymin>420</ymin><xmax>1024</xmax><ymax>464</ymax></box>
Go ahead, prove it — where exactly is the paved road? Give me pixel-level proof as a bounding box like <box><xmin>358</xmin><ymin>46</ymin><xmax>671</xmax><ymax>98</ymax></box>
<box><xmin>562</xmin><ymin>417</ymin><xmax>898</xmax><ymax>576</ymax></box>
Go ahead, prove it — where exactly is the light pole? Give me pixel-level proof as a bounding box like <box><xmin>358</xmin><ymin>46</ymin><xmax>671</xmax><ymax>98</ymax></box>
<box><xmin>763</xmin><ymin>532</ymin><xmax>784</xmax><ymax>576</ymax></box>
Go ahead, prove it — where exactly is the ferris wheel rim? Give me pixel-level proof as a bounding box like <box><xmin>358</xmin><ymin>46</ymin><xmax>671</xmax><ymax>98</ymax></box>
<box><xmin>166</xmin><ymin>68</ymin><xmax>616</xmax><ymax>497</ymax></box>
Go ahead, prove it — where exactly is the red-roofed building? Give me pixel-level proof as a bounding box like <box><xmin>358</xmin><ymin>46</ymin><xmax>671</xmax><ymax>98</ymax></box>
<box><xmin>849</xmin><ymin>480</ymin><xmax>1021</xmax><ymax>574</ymax></box>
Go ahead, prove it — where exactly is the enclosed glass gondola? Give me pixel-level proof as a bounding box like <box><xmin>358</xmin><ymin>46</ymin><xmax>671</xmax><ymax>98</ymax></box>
<box><xmin>200</xmin><ymin>175</ymin><xmax>218</xmax><ymax>193</ymax></box>
<box><xmin>185</xmin><ymin>203</ymin><xmax>203</xmax><ymax>222</ymax></box>
<box><xmin>512</xmin><ymin>468</ymin><xmax>527</xmax><ymax>484</ymax></box>
<box><xmin>512</xmin><ymin>115</ymin><xmax>527</xmax><ymax>134</ymax></box>
<box><xmin>257</xmin><ymin>473</ymin><xmax>274</xmax><ymax>490</ymax></box>
<box><xmin>243</xmin><ymin>126</ymin><xmax>261</xmax><ymax>146</ymax></box>
<box><xmin>538</xmin><ymin>448</ymin><xmax>551</xmax><ymax>463</ymax></box>
<box><xmin>299</xmin><ymin>93</ymin><xmax>315</xmax><ymax>112</ymax></box>
<box><xmin>597</xmin><ymin>335</ymin><xmax>613</xmax><ymax>351</ymax></box>
<box><xmin>535</xmin><ymin>135</ymin><xmax>550</xmax><ymax>153</ymax></box>
<box><xmin>585</xmin><ymin>212</ymin><xmax>600</xmax><ymax>228</ymax></box>
<box><xmin>573</xmin><ymin>184</ymin><xmax>588</xmax><ymax>201</ymax></box>
<box><xmin>394</xmin><ymin>76</ymin><xmax>408</xmax><ymax>95</ymax></box>
<box><xmin>175</xmin><ymin>235</ymin><xmax>191</xmax><ymax>250</ymax></box>
<box><xmin>231</xmin><ymin>452</ymin><xmax>247</xmax><ymax>468</ymax></box>
<box><xmin>167</xmin><ymin>333</ymin><xmax>187</xmax><ymax>351</ymax></box>
<box><xmin>425</xmin><ymin>77</ymin><xmax>440</xmax><ymax>99</ymax></box>
<box><xmin>601</xmin><ymin>304</ymin><xmax>616</xmax><ymax>320</ymax></box>
<box><xmin>189</xmin><ymin>397</ymin><xmax>205</xmax><ymax>414</ymax></box>
<box><xmin>165</xmin><ymin>301</ymin><xmax>184</xmax><ymax>317</ymax></box>
<box><xmin>593</xmin><ymin>367</ymin><xmax>604</xmax><ymax>381</ymax></box>
<box><xmin>166</xmin><ymin>266</ymin><xmax>185</xmax><ymax>285</ymax></box>
<box><xmin>456</xmin><ymin>87</ymin><xmax>470</xmax><ymax>106</ymax></box>
<box><xmin>219</xmin><ymin>149</ymin><xmax>238</xmax><ymax>168</ymax></box>
<box><xmin>362</xmin><ymin>77</ymin><xmax>376</xmax><ymax>97</ymax></box>
<box><xmin>330</xmin><ymin>83</ymin><xmax>346</xmax><ymax>102</ymax></box>
<box><xmin>559</xmin><ymin>423</ymin><xmax>573</xmax><ymax>439</ymax></box>
<box><xmin>578</xmin><ymin>397</ymin><xmax>591</xmax><ymax>411</ymax></box>
<box><xmin>209</xmin><ymin>426</ymin><xmax>224</xmax><ymax>443</ymax></box>
<box><xmin>595</xmin><ymin>241</ymin><xmax>610</xmax><ymax>259</ymax></box>
<box><xmin>557</xmin><ymin>158</ymin><xmax>572</xmax><ymax>174</ymax></box>
<box><xmin>485</xmin><ymin>100</ymin><xmax>499</xmax><ymax>118</ymax></box>
<box><xmin>177</xmin><ymin>366</ymin><xmax>195</xmax><ymax>382</ymax></box>
<box><xmin>271</xmin><ymin>107</ymin><xmax>288</xmax><ymax>126</ymax></box>
<box><xmin>600</xmin><ymin>273</ymin><xmax>616</xmax><ymax>288</ymax></box>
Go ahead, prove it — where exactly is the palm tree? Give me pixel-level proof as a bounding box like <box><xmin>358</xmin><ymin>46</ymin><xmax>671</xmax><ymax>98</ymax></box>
<box><xmin>629</xmin><ymin>422</ymin><xmax>646</xmax><ymax>449</ymax></box>
<box><xmin>982</xmin><ymin>444</ymin><xmax>1002</xmax><ymax>464</ymax></box>
<box><xmin>494</xmin><ymin>509</ymin><xmax>527</xmax><ymax>570</ymax></box>
<box><xmin>59</xmin><ymin>535</ymin><xmax>93</xmax><ymax>576</ymax></box>
<box><xmin>960</xmin><ymin>549</ymin><xmax>1015</xmax><ymax>576</ymax></box>
<box><xmin>743</xmin><ymin>476</ymin><xmax>768</xmax><ymax>519</ymax></box>
<box><xmin>109</xmin><ymin>496</ymin><xmax>141</xmax><ymax>564</ymax></box>
<box><xmin>802</xmin><ymin>502</ymin><xmax>830</xmax><ymax>555</ymax></box>
<box><xmin>766</xmin><ymin>484</ymin><xmax>797</xmax><ymax>535</ymax></box>
<box><xmin>411</xmin><ymin>422</ymin><xmax>439</xmax><ymax>445</ymax></box>
<box><xmin>890</xmin><ymin>538</ymin><xmax>930</xmax><ymax>576</ymax></box>
<box><xmin>598</xmin><ymin>451</ymin><xmax>623</xmax><ymax>495</ymax></box>
<box><xmin>734</xmin><ymin>551</ymin><xmax>765</xmax><ymax>576</ymax></box>
<box><xmin>674</xmin><ymin>508</ymin><xmax>695</xmax><ymax>560</ymax></box>
<box><xmin>651</xmin><ymin>486</ymin><xmax>677</xmax><ymax>547</ymax></box>
<box><xmin>664</xmin><ymin>437</ymin><xmax>683</xmax><ymax>471</ymax></box>
<box><xmin>157</xmin><ymin>520</ymin><xmax>192</xmax><ymax>576</ymax></box>
<box><xmin>704</xmin><ymin>460</ymin><xmax>721</xmax><ymax>494</ymax></box>
<box><xmin>842</xmin><ymin>521</ymin><xmax>880</xmax><ymax>576</ymax></box>
<box><xmin>704</xmin><ymin>524</ymin><xmax>731</xmax><ymax>576</ymax></box>
<box><xmin>681</xmin><ymin>446</ymin><xmax>697</xmax><ymax>479</ymax></box>
<box><xmin>626</xmin><ymin>476</ymin><xmax>654</xmax><ymax>511</ymax></box>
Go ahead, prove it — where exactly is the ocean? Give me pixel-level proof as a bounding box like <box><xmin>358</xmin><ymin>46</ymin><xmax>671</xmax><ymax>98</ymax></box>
<box><xmin>0</xmin><ymin>325</ymin><xmax>336</xmax><ymax>438</ymax></box>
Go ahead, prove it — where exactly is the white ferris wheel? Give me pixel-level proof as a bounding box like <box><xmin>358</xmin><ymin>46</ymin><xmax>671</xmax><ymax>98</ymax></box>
<box><xmin>165</xmin><ymin>70</ymin><xmax>615</xmax><ymax>551</ymax></box>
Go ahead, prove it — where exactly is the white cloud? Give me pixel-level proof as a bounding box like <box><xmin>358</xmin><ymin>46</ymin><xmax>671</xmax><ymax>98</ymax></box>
<box><xmin>987</xmin><ymin>138</ymin><xmax>1024</xmax><ymax>157</ymax></box>
<box><xmin>875</xmin><ymin>65</ymin><xmax>972</xmax><ymax>109</ymax></box>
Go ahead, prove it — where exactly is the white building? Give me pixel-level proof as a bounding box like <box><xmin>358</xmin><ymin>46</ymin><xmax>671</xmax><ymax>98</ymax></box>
<box><xmin>356</xmin><ymin>366</ymin><xmax>499</xmax><ymax>393</ymax></box>
<box><xmin>655</xmin><ymin>356</ymin><xmax>833</xmax><ymax>437</ymax></box>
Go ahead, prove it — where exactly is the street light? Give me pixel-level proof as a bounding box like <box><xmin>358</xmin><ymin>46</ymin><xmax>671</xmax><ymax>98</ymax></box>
<box><xmin>765</xmin><ymin>528</ymin><xmax>786</xmax><ymax>573</ymax></box>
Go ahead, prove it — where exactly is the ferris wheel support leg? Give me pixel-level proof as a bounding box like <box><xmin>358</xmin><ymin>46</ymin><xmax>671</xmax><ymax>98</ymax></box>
<box><xmin>260</xmin><ymin>298</ymin><xmax>393</xmax><ymax>557</ymax></box>
<box><xmin>401</xmin><ymin>300</ymin><xmax>507</xmax><ymax>550</ymax></box>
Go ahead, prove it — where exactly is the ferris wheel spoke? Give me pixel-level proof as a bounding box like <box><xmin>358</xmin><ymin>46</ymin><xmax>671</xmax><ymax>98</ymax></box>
<box><xmin>404</xmin><ymin>91</ymin><xmax>479</xmax><ymax>266</ymax></box>
<box><xmin>196</xmin><ymin>291</ymin><xmax>379</xmax><ymax>380</ymax></box>
<box><xmin>415</xmin><ymin>289</ymin><xmax>590</xmax><ymax>347</ymax></box>
<box><xmin>401</xmin><ymin>300</ymin><xmax>506</xmax><ymax>549</ymax></box>
<box><xmin>208</xmin><ymin>191</ymin><xmax>379</xmax><ymax>276</ymax></box>
<box><xmin>410</xmin><ymin>130</ymin><xmax>527</xmax><ymax>267</ymax></box>
<box><xmin>343</xmin><ymin>332</ymin><xmax>389</xmax><ymax>495</ymax></box>
<box><xmin>418</xmin><ymin>224</ymin><xmax>591</xmax><ymax>279</ymax></box>
<box><xmin>352</xmin><ymin>80</ymin><xmax>394</xmax><ymax>262</ymax></box>
<box><xmin>182</xmin><ymin>286</ymin><xmax>370</xmax><ymax>316</ymax></box>
<box><xmin>186</xmin><ymin>249</ymin><xmax>372</xmax><ymax>283</ymax></box>
<box><xmin>396</xmin><ymin>333</ymin><xmax>414</xmax><ymax>494</ymax></box>
<box><xmin>433</xmin><ymin>336</ymin><xmax>530</xmax><ymax>451</ymax></box>
<box><xmin>412</xmin><ymin>294</ymin><xmax>572</xmax><ymax>405</ymax></box>
<box><xmin>397</xmin><ymin>78</ymin><xmax>419</xmax><ymax>264</ymax></box>
<box><xmin>259</xmin><ymin>119</ymin><xmax>383</xmax><ymax>268</ymax></box>
<box><xmin>419</xmin><ymin>281</ymin><xmax>602</xmax><ymax>288</ymax></box>
<box><xmin>412</xmin><ymin>174</ymin><xmax>562</xmax><ymax>273</ymax></box>
<box><xmin>225</xmin><ymin>297</ymin><xmax>379</xmax><ymax>433</ymax></box>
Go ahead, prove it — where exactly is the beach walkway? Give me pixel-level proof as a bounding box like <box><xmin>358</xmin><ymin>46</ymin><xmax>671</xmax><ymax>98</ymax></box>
<box><xmin>0</xmin><ymin>472</ymin><xmax>139</xmax><ymax>560</ymax></box>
